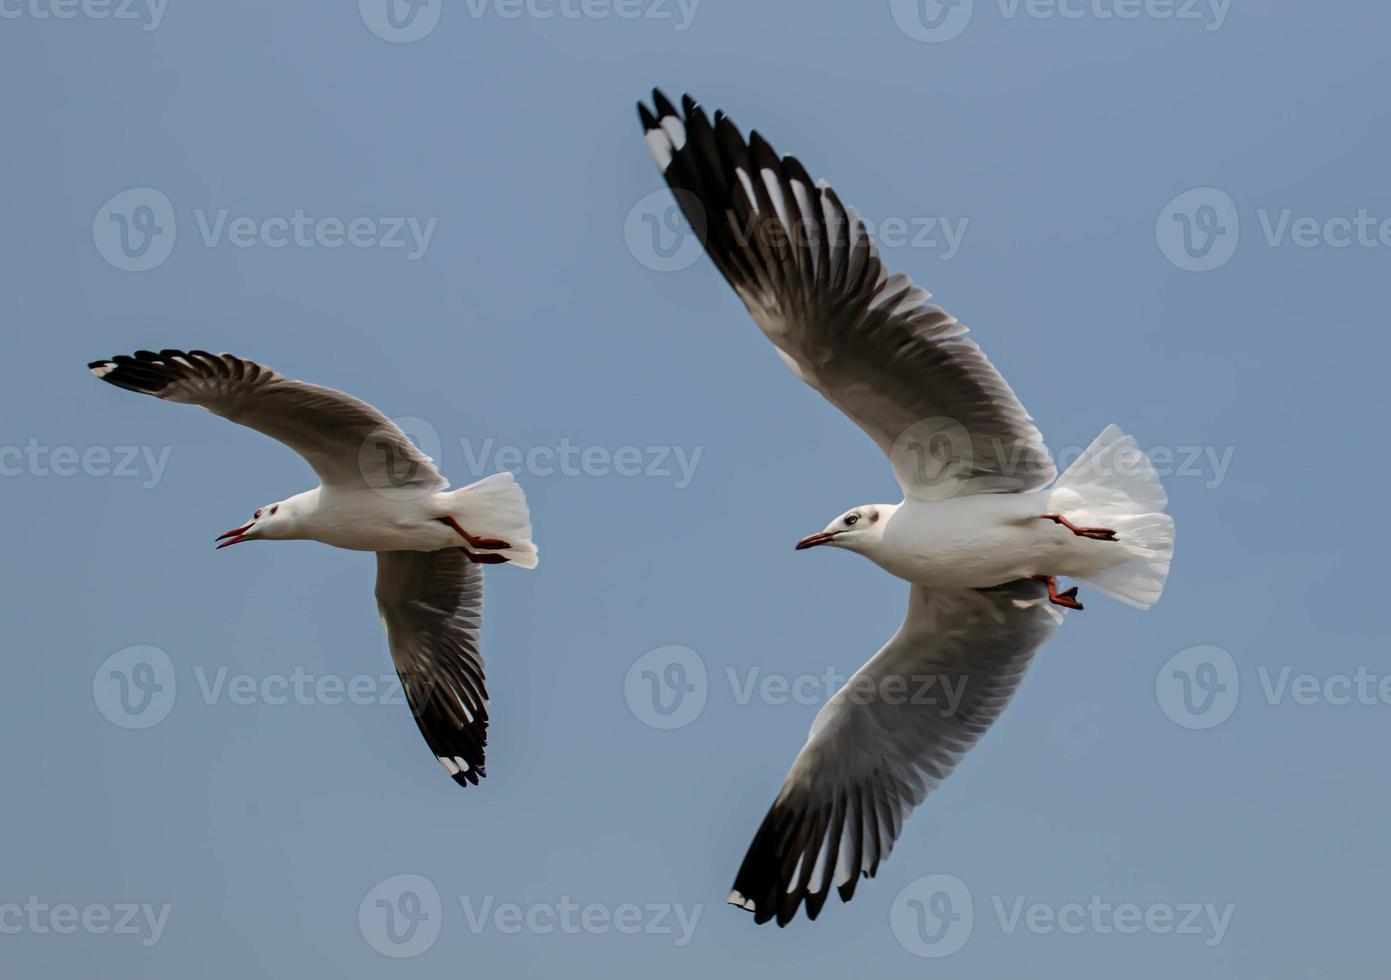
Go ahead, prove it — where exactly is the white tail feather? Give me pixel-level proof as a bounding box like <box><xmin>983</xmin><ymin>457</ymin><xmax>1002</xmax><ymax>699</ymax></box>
<box><xmin>1053</xmin><ymin>425</ymin><xmax>1174</xmax><ymax>609</ymax></box>
<box><xmin>435</xmin><ymin>472</ymin><xmax>538</xmax><ymax>569</ymax></box>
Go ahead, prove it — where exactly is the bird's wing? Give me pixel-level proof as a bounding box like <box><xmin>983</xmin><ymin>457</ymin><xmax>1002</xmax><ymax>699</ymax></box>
<box><xmin>728</xmin><ymin>579</ymin><xmax>1063</xmax><ymax>925</ymax></box>
<box><xmin>375</xmin><ymin>549</ymin><xmax>489</xmax><ymax>787</ymax></box>
<box><xmin>639</xmin><ymin>91</ymin><xmax>1056</xmax><ymax>498</ymax></box>
<box><xmin>89</xmin><ymin>349</ymin><xmax>446</xmax><ymax>493</ymax></box>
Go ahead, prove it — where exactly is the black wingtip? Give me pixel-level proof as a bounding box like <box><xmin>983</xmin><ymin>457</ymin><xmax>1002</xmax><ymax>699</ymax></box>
<box><xmin>449</xmin><ymin>766</ymin><xmax>485</xmax><ymax>788</ymax></box>
<box><xmin>652</xmin><ymin>88</ymin><xmax>678</xmax><ymax>119</ymax></box>
<box><xmin>638</xmin><ymin>101</ymin><xmax>657</xmax><ymax>129</ymax></box>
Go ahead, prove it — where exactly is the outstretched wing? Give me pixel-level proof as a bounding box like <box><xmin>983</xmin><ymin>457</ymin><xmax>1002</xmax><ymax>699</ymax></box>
<box><xmin>375</xmin><ymin>549</ymin><xmax>490</xmax><ymax>787</ymax></box>
<box><xmin>729</xmin><ymin>579</ymin><xmax>1063</xmax><ymax>925</ymax></box>
<box><xmin>639</xmin><ymin>92</ymin><xmax>1056</xmax><ymax>498</ymax></box>
<box><xmin>89</xmin><ymin>349</ymin><xmax>446</xmax><ymax>493</ymax></box>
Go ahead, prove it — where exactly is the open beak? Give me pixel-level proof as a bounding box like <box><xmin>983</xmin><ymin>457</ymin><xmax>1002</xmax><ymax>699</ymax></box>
<box><xmin>215</xmin><ymin>522</ymin><xmax>255</xmax><ymax>550</ymax></box>
<box><xmin>795</xmin><ymin>530</ymin><xmax>840</xmax><ymax>551</ymax></box>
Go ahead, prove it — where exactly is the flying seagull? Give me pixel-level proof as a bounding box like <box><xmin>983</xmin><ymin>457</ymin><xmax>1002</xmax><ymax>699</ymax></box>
<box><xmin>88</xmin><ymin>349</ymin><xmax>537</xmax><ymax>787</ymax></box>
<box><xmin>637</xmin><ymin>91</ymin><xmax>1174</xmax><ymax>925</ymax></box>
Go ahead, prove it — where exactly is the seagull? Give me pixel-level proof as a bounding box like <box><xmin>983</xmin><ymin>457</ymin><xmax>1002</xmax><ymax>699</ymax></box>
<box><xmin>638</xmin><ymin>91</ymin><xmax>1175</xmax><ymax>926</ymax></box>
<box><xmin>88</xmin><ymin>349</ymin><xmax>537</xmax><ymax>787</ymax></box>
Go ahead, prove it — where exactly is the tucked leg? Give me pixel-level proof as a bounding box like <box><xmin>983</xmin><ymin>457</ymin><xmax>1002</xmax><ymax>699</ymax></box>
<box><xmin>1031</xmin><ymin>574</ymin><xmax>1083</xmax><ymax>610</ymax></box>
<box><xmin>438</xmin><ymin>516</ymin><xmax>511</xmax><ymax>551</ymax></box>
<box><xmin>1039</xmin><ymin>514</ymin><xmax>1118</xmax><ymax>542</ymax></box>
<box><xmin>460</xmin><ymin>548</ymin><xmax>510</xmax><ymax>565</ymax></box>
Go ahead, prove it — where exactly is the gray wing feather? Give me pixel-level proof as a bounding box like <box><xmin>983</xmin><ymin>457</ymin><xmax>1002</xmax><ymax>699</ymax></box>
<box><xmin>640</xmin><ymin>93</ymin><xmax>1057</xmax><ymax>497</ymax></box>
<box><xmin>88</xmin><ymin>349</ymin><xmax>445</xmax><ymax>492</ymax></box>
<box><xmin>728</xmin><ymin>578</ymin><xmax>1063</xmax><ymax>925</ymax></box>
<box><xmin>375</xmin><ymin>549</ymin><xmax>489</xmax><ymax>787</ymax></box>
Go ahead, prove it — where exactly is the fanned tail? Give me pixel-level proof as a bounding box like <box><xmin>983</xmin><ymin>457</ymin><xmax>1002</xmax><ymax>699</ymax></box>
<box><xmin>1052</xmin><ymin>425</ymin><xmax>1174</xmax><ymax>609</ymax></box>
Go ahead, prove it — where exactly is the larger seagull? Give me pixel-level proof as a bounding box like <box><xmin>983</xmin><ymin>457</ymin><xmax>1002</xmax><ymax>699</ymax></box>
<box><xmin>638</xmin><ymin>91</ymin><xmax>1174</xmax><ymax>925</ymax></box>
<box><xmin>89</xmin><ymin>350</ymin><xmax>537</xmax><ymax>787</ymax></box>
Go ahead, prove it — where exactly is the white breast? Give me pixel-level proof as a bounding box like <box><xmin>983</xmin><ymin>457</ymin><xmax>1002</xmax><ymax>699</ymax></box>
<box><xmin>874</xmin><ymin>493</ymin><xmax>1069</xmax><ymax>589</ymax></box>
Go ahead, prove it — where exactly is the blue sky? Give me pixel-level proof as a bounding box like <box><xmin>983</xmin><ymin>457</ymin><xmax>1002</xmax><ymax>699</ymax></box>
<box><xmin>3</xmin><ymin>1</ymin><xmax>1388</xmax><ymax>976</ymax></box>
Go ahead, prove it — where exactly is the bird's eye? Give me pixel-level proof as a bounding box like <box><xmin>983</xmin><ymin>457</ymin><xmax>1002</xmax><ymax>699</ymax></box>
<box><xmin>254</xmin><ymin>509</ymin><xmax>263</xmax><ymax>519</ymax></box>
<box><xmin>845</xmin><ymin>514</ymin><xmax>859</xmax><ymax>527</ymax></box>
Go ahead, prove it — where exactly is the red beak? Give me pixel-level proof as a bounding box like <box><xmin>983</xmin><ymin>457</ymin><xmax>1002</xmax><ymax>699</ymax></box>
<box><xmin>795</xmin><ymin>531</ymin><xmax>840</xmax><ymax>551</ymax></box>
<box><xmin>215</xmin><ymin>523</ymin><xmax>255</xmax><ymax>550</ymax></box>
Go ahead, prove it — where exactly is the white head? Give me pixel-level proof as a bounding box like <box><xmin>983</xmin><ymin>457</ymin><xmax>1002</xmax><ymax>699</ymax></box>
<box><xmin>214</xmin><ymin>493</ymin><xmax>307</xmax><ymax>549</ymax></box>
<box><xmin>795</xmin><ymin>504</ymin><xmax>896</xmax><ymax>557</ymax></box>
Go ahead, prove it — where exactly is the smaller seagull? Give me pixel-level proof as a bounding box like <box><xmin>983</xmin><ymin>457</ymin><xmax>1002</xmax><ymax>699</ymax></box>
<box><xmin>638</xmin><ymin>91</ymin><xmax>1175</xmax><ymax>925</ymax></box>
<box><xmin>89</xmin><ymin>350</ymin><xmax>537</xmax><ymax>787</ymax></box>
